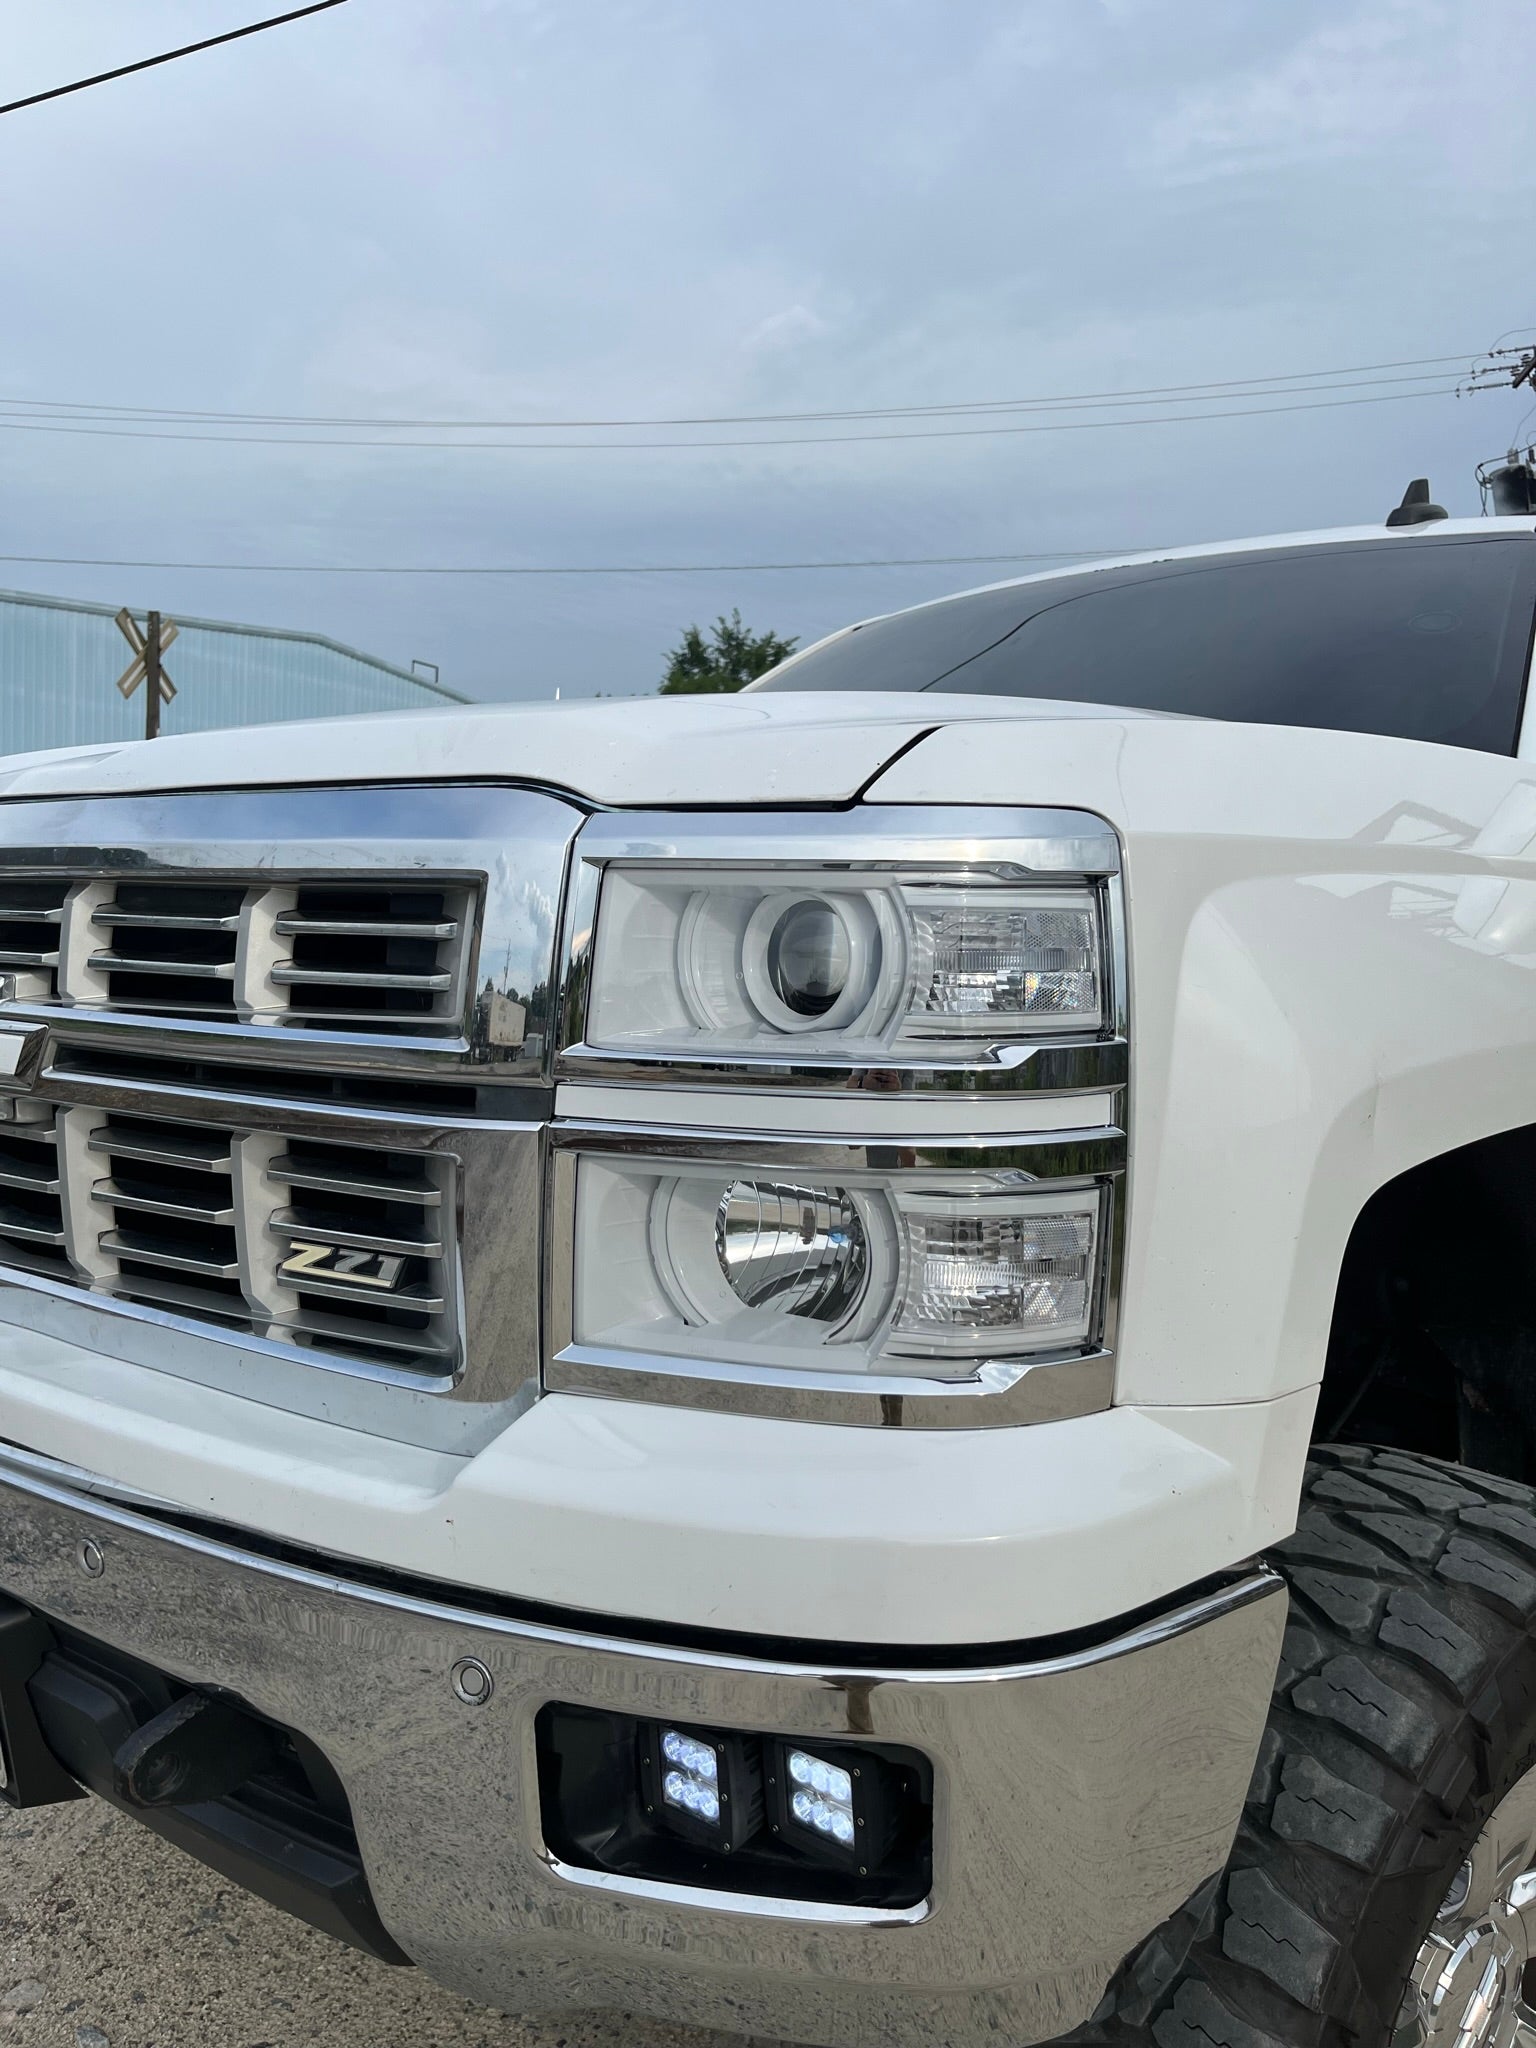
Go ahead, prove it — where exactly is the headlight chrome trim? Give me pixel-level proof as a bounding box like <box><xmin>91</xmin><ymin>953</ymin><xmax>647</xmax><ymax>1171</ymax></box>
<box><xmin>554</xmin><ymin>806</ymin><xmax>1126</xmax><ymax>1096</ymax></box>
<box><xmin>544</xmin><ymin>1120</ymin><xmax>1125</xmax><ymax>1429</ymax></box>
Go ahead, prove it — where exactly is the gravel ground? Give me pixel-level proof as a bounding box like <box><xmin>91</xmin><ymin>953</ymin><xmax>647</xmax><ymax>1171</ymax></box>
<box><xmin>0</xmin><ymin>1798</ymin><xmax>778</xmax><ymax>2048</ymax></box>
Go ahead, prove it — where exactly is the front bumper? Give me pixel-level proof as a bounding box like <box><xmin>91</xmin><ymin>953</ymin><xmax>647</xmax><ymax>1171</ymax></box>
<box><xmin>0</xmin><ymin>1451</ymin><xmax>1285</xmax><ymax>2048</ymax></box>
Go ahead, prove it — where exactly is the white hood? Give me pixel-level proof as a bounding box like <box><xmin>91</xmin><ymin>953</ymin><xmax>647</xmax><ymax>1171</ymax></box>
<box><xmin>0</xmin><ymin>690</ymin><xmax>1160</xmax><ymax>808</ymax></box>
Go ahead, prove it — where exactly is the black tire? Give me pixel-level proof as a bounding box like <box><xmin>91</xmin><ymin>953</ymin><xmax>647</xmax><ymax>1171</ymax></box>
<box><xmin>1103</xmin><ymin>1447</ymin><xmax>1536</xmax><ymax>2048</ymax></box>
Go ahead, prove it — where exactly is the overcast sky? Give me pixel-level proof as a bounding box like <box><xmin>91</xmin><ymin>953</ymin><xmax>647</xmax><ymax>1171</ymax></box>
<box><xmin>4</xmin><ymin>0</ymin><xmax>1534</xmax><ymax>701</ymax></box>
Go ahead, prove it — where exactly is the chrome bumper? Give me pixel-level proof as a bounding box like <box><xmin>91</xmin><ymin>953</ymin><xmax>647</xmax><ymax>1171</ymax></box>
<box><xmin>0</xmin><ymin>1451</ymin><xmax>1285</xmax><ymax>2048</ymax></box>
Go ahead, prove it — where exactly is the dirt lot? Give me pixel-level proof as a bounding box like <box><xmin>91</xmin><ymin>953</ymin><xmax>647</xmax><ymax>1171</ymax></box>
<box><xmin>1</xmin><ymin>1798</ymin><xmax>774</xmax><ymax>2048</ymax></box>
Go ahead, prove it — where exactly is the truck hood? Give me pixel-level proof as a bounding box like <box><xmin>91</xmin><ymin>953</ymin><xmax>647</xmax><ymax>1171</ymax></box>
<box><xmin>0</xmin><ymin>691</ymin><xmax>1165</xmax><ymax>809</ymax></box>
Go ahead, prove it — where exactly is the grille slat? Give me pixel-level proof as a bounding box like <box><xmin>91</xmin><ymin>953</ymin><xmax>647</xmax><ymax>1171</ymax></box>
<box><xmin>93</xmin><ymin>909</ymin><xmax>242</xmax><ymax>932</ymax></box>
<box><xmin>88</xmin><ymin>954</ymin><xmax>238</xmax><ymax>981</ymax></box>
<box><xmin>270</xmin><ymin>965</ymin><xmax>455</xmax><ymax>992</ymax></box>
<box><xmin>89</xmin><ymin>1121</ymin><xmax>234</xmax><ymax>1173</ymax></box>
<box><xmin>266</xmin><ymin>1207</ymin><xmax>444</xmax><ymax>1258</ymax></box>
<box><xmin>0</xmin><ymin>1160</ymin><xmax>61</xmax><ymax>1195</ymax></box>
<box><xmin>0</xmin><ymin>1202</ymin><xmax>66</xmax><ymax>1247</ymax></box>
<box><xmin>266</xmin><ymin>1152</ymin><xmax>439</xmax><ymax>1205</ymax></box>
<box><xmin>276</xmin><ymin>1303</ymin><xmax>459</xmax><ymax>1362</ymax></box>
<box><xmin>273</xmin><ymin>915</ymin><xmax>459</xmax><ymax>941</ymax></box>
<box><xmin>0</xmin><ymin>1108</ymin><xmax>70</xmax><ymax>1279</ymax></box>
<box><xmin>97</xmin><ymin>1230</ymin><xmax>242</xmax><ymax>1280</ymax></box>
<box><xmin>271</xmin><ymin>1270</ymin><xmax>447</xmax><ymax>1313</ymax></box>
<box><xmin>0</xmin><ymin>881</ymin><xmax>70</xmax><ymax>997</ymax></box>
<box><xmin>92</xmin><ymin>1179</ymin><xmax>237</xmax><ymax>1226</ymax></box>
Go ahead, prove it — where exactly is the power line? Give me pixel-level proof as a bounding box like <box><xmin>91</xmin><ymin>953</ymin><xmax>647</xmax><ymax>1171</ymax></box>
<box><xmin>0</xmin><ymin>549</ymin><xmax>1128</xmax><ymax>578</ymax></box>
<box><xmin>0</xmin><ymin>353</ymin><xmax>1478</xmax><ymax>430</ymax></box>
<box><xmin>0</xmin><ymin>1</ymin><xmax>350</xmax><ymax>118</ymax></box>
<box><xmin>0</xmin><ymin>384</ymin><xmax>1458</xmax><ymax>452</ymax></box>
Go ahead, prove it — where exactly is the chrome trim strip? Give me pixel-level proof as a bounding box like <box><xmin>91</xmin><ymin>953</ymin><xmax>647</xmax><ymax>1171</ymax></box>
<box><xmin>546</xmin><ymin>1346</ymin><xmax>1116</xmax><ymax>1429</ymax></box>
<box><xmin>545</xmin><ymin>1121</ymin><xmax>1124</xmax><ymax>1429</ymax></box>
<box><xmin>551</xmin><ymin>1116</ymin><xmax>1127</xmax><ymax>1177</ymax></box>
<box><xmin>568</xmin><ymin>806</ymin><xmax>1123</xmax><ymax>876</ymax></box>
<box><xmin>554</xmin><ymin>805</ymin><xmax>1127</xmax><ymax>1096</ymax></box>
<box><xmin>540</xmin><ymin>1856</ymin><xmax>933</xmax><ymax>1927</ymax></box>
<box><xmin>0</xmin><ymin>1440</ymin><xmax>1282</xmax><ymax>1679</ymax></box>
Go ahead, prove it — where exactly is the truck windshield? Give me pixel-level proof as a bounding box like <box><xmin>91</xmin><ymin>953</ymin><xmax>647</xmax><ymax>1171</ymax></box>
<box><xmin>751</xmin><ymin>536</ymin><xmax>1536</xmax><ymax>754</ymax></box>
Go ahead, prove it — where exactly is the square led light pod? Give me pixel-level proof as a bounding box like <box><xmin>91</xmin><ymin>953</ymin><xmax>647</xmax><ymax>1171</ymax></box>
<box><xmin>639</xmin><ymin>1722</ymin><xmax>763</xmax><ymax>1855</ymax></box>
<box><xmin>768</xmin><ymin>1738</ymin><xmax>900</xmax><ymax>1872</ymax></box>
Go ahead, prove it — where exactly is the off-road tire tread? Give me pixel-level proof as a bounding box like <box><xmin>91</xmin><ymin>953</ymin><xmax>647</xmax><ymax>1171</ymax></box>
<box><xmin>1099</xmin><ymin>1449</ymin><xmax>1536</xmax><ymax>2048</ymax></box>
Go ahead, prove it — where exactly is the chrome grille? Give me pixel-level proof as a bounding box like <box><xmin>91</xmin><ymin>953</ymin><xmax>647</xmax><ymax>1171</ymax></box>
<box><xmin>0</xmin><ymin>880</ymin><xmax>69</xmax><ymax>997</ymax></box>
<box><xmin>0</xmin><ymin>1104</ymin><xmax>68</xmax><ymax>1280</ymax></box>
<box><xmin>15</xmin><ymin>876</ymin><xmax>475</xmax><ymax>1034</ymax></box>
<box><xmin>6</xmin><ymin>1102</ymin><xmax>460</xmax><ymax>1376</ymax></box>
<box><xmin>269</xmin><ymin>883</ymin><xmax>468</xmax><ymax>1026</ymax></box>
<box><xmin>88</xmin><ymin>882</ymin><xmax>246</xmax><ymax>1017</ymax></box>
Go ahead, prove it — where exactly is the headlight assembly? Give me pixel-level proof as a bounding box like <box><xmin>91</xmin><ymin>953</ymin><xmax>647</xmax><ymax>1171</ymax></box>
<box><xmin>583</xmin><ymin>869</ymin><xmax>1103</xmax><ymax>1060</ymax></box>
<box><xmin>567</xmin><ymin>1152</ymin><xmax>1105</xmax><ymax>1382</ymax></box>
<box><xmin>548</xmin><ymin>810</ymin><xmax>1125</xmax><ymax>1429</ymax></box>
<box><xmin>558</xmin><ymin>809</ymin><xmax>1121</xmax><ymax>1083</ymax></box>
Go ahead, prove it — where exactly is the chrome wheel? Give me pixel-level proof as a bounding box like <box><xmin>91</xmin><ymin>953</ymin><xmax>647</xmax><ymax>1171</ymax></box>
<box><xmin>1400</xmin><ymin>1762</ymin><xmax>1536</xmax><ymax>2048</ymax></box>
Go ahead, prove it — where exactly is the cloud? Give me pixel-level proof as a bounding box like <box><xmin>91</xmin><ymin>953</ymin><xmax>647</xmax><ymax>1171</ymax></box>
<box><xmin>741</xmin><ymin>305</ymin><xmax>830</xmax><ymax>355</ymax></box>
<box><xmin>0</xmin><ymin>0</ymin><xmax>1531</xmax><ymax>705</ymax></box>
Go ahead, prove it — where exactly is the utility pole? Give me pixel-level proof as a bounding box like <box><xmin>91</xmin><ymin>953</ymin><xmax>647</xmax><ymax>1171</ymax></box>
<box><xmin>113</xmin><ymin>607</ymin><xmax>178</xmax><ymax>739</ymax></box>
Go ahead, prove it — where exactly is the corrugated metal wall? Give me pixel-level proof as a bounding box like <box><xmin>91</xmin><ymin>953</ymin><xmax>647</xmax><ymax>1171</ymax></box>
<box><xmin>0</xmin><ymin>590</ymin><xmax>465</xmax><ymax>755</ymax></box>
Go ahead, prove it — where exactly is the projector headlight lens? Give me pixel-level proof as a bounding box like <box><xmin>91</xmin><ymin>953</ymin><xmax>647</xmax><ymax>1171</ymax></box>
<box><xmin>581</xmin><ymin>865</ymin><xmax>1104</xmax><ymax>1060</ymax></box>
<box><xmin>765</xmin><ymin>898</ymin><xmax>853</xmax><ymax>1018</ymax></box>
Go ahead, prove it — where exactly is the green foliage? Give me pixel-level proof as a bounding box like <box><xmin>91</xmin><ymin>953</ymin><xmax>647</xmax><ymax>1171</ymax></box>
<box><xmin>659</xmin><ymin>609</ymin><xmax>798</xmax><ymax>694</ymax></box>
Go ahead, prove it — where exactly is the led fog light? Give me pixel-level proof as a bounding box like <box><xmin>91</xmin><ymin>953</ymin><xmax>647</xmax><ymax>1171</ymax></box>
<box><xmin>787</xmin><ymin>1749</ymin><xmax>856</xmax><ymax>1847</ymax></box>
<box><xmin>767</xmin><ymin>1737</ymin><xmax>903</xmax><ymax>1873</ymax></box>
<box><xmin>661</xmin><ymin>1729</ymin><xmax>721</xmax><ymax>1824</ymax></box>
<box><xmin>539</xmin><ymin>1702</ymin><xmax>935</xmax><ymax>1909</ymax></box>
<box><xmin>640</xmin><ymin>1724</ymin><xmax>762</xmax><ymax>1854</ymax></box>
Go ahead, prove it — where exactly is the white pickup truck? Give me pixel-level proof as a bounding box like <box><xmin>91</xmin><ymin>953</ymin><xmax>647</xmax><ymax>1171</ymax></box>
<box><xmin>3</xmin><ymin>506</ymin><xmax>1536</xmax><ymax>2048</ymax></box>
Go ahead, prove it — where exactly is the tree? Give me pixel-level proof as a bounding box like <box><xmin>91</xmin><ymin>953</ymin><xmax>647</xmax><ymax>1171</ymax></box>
<box><xmin>659</xmin><ymin>609</ymin><xmax>798</xmax><ymax>694</ymax></box>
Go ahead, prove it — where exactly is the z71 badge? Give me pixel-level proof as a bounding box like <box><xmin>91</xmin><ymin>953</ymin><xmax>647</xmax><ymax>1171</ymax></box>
<box><xmin>277</xmin><ymin>1241</ymin><xmax>408</xmax><ymax>1292</ymax></box>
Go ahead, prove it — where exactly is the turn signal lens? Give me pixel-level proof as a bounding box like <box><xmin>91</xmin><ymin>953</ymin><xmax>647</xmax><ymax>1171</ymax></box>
<box><xmin>891</xmin><ymin>1197</ymin><xmax>1098</xmax><ymax>1357</ymax></box>
<box><xmin>907</xmin><ymin>895</ymin><xmax>1099</xmax><ymax>1030</ymax></box>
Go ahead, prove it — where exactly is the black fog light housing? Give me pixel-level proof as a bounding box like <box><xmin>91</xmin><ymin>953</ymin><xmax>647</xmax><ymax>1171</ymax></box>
<box><xmin>538</xmin><ymin>1702</ymin><xmax>934</xmax><ymax>1909</ymax></box>
<box><xmin>639</xmin><ymin>1722</ymin><xmax>763</xmax><ymax>1855</ymax></box>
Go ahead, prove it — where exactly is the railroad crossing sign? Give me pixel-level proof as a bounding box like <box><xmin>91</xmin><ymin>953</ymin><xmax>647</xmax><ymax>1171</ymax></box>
<box><xmin>114</xmin><ymin>608</ymin><xmax>178</xmax><ymax>739</ymax></box>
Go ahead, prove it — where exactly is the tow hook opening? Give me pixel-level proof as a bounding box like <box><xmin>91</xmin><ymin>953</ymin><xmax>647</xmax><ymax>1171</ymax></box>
<box><xmin>0</xmin><ymin>1595</ymin><xmax>407</xmax><ymax>1966</ymax></box>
